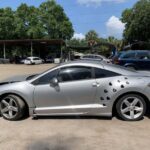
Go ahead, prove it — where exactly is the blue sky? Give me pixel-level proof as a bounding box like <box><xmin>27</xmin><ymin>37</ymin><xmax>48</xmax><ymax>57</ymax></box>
<box><xmin>0</xmin><ymin>0</ymin><xmax>138</xmax><ymax>39</ymax></box>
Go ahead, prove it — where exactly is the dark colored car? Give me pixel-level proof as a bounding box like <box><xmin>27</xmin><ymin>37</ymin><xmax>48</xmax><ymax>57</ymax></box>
<box><xmin>111</xmin><ymin>51</ymin><xmax>125</xmax><ymax>64</ymax></box>
<box><xmin>115</xmin><ymin>50</ymin><xmax>150</xmax><ymax>70</ymax></box>
<box><xmin>45</xmin><ymin>56</ymin><xmax>54</xmax><ymax>63</ymax></box>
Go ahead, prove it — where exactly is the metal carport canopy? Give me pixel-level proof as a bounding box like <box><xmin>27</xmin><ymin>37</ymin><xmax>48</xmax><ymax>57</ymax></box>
<box><xmin>0</xmin><ymin>39</ymin><xmax>65</xmax><ymax>58</ymax></box>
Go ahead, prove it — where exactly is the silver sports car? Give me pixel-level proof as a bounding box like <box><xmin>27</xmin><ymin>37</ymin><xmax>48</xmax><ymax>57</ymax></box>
<box><xmin>0</xmin><ymin>61</ymin><xmax>150</xmax><ymax>121</ymax></box>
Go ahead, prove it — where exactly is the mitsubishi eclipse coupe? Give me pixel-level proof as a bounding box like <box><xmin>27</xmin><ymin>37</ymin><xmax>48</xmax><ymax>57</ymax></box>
<box><xmin>0</xmin><ymin>60</ymin><xmax>150</xmax><ymax>121</ymax></box>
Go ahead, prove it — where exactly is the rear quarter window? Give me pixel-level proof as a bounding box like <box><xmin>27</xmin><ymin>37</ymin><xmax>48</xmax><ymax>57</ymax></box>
<box><xmin>94</xmin><ymin>68</ymin><xmax>120</xmax><ymax>78</ymax></box>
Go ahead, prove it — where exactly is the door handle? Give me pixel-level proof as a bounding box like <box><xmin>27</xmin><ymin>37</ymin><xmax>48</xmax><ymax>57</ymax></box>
<box><xmin>92</xmin><ymin>82</ymin><xmax>100</xmax><ymax>87</ymax></box>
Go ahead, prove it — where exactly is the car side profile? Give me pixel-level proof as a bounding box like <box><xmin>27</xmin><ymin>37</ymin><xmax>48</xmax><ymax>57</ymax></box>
<box><xmin>24</xmin><ymin>57</ymin><xmax>43</xmax><ymax>65</ymax></box>
<box><xmin>115</xmin><ymin>50</ymin><xmax>150</xmax><ymax>70</ymax></box>
<box><xmin>0</xmin><ymin>60</ymin><xmax>150</xmax><ymax>121</ymax></box>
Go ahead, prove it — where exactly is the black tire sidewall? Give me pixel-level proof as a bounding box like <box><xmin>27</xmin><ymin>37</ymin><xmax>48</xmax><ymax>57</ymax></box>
<box><xmin>116</xmin><ymin>94</ymin><xmax>146</xmax><ymax>121</ymax></box>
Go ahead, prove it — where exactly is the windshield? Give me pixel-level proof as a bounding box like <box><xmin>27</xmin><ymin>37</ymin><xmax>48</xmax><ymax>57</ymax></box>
<box><xmin>26</xmin><ymin>64</ymin><xmax>59</xmax><ymax>81</ymax></box>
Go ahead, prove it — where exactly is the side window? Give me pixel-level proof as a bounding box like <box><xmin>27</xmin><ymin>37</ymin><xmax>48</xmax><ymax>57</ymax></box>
<box><xmin>33</xmin><ymin>58</ymin><xmax>40</xmax><ymax>60</ymax></box>
<box><xmin>33</xmin><ymin>69</ymin><xmax>59</xmax><ymax>85</ymax></box>
<box><xmin>122</xmin><ymin>52</ymin><xmax>136</xmax><ymax>59</ymax></box>
<box><xmin>94</xmin><ymin>68</ymin><xmax>120</xmax><ymax>79</ymax></box>
<box><xmin>58</xmin><ymin>66</ymin><xmax>92</xmax><ymax>82</ymax></box>
<box><xmin>95</xmin><ymin>56</ymin><xmax>101</xmax><ymax>59</ymax></box>
<box><xmin>136</xmin><ymin>52</ymin><xmax>150</xmax><ymax>60</ymax></box>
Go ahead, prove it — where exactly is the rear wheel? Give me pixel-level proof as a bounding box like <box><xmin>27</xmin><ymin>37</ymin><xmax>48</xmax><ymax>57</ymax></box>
<box><xmin>0</xmin><ymin>95</ymin><xmax>26</xmax><ymax>121</ymax></box>
<box><xmin>116</xmin><ymin>94</ymin><xmax>146</xmax><ymax>121</ymax></box>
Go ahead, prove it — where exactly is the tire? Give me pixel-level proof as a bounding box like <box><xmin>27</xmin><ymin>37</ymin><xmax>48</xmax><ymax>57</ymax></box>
<box><xmin>116</xmin><ymin>94</ymin><xmax>146</xmax><ymax>121</ymax></box>
<box><xmin>0</xmin><ymin>95</ymin><xmax>26</xmax><ymax>121</ymax></box>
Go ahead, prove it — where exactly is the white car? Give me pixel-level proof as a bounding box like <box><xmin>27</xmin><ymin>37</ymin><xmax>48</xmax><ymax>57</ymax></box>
<box><xmin>24</xmin><ymin>57</ymin><xmax>43</xmax><ymax>65</ymax></box>
<box><xmin>81</xmin><ymin>54</ymin><xmax>111</xmax><ymax>63</ymax></box>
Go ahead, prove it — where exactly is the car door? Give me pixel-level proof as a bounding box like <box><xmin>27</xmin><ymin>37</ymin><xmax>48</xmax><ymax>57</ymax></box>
<box><xmin>35</xmin><ymin>58</ymin><xmax>40</xmax><ymax>64</ymax></box>
<box><xmin>135</xmin><ymin>52</ymin><xmax>150</xmax><ymax>70</ymax></box>
<box><xmin>120</xmin><ymin>51</ymin><xmax>136</xmax><ymax>66</ymax></box>
<box><xmin>33</xmin><ymin>66</ymin><xmax>97</xmax><ymax>115</ymax></box>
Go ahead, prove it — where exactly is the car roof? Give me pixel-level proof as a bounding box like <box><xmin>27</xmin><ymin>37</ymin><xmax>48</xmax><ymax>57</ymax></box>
<box><xmin>60</xmin><ymin>60</ymin><xmax>104</xmax><ymax>68</ymax></box>
<box><xmin>29</xmin><ymin>60</ymin><xmax>139</xmax><ymax>83</ymax></box>
<box><xmin>60</xmin><ymin>60</ymin><xmax>138</xmax><ymax>76</ymax></box>
<box><xmin>27</xmin><ymin>57</ymin><xmax>40</xmax><ymax>59</ymax></box>
<box><xmin>126</xmin><ymin>50</ymin><xmax>150</xmax><ymax>53</ymax></box>
<box><xmin>82</xmin><ymin>54</ymin><xmax>105</xmax><ymax>58</ymax></box>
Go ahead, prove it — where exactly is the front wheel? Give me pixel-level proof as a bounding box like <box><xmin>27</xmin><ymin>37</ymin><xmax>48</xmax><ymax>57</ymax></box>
<box><xmin>0</xmin><ymin>95</ymin><xmax>26</xmax><ymax>121</ymax></box>
<box><xmin>116</xmin><ymin>94</ymin><xmax>146</xmax><ymax>121</ymax></box>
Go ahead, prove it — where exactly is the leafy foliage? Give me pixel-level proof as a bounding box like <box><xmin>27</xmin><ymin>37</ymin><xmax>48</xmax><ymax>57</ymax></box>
<box><xmin>0</xmin><ymin>0</ymin><xmax>74</xmax><ymax>40</ymax></box>
<box><xmin>85</xmin><ymin>30</ymin><xmax>99</xmax><ymax>42</ymax></box>
<box><xmin>0</xmin><ymin>7</ymin><xmax>15</xmax><ymax>39</ymax></box>
<box><xmin>121</xmin><ymin>0</ymin><xmax>150</xmax><ymax>42</ymax></box>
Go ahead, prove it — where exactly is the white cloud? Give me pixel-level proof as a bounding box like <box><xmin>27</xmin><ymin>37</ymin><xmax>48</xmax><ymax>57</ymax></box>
<box><xmin>77</xmin><ymin>0</ymin><xmax>126</xmax><ymax>6</ymax></box>
<box><xmin>106</xmin><ymin>16</ymin><xmax>125</xmax><ymax>39</ymax></box>
<box><xmin>72</xmin><ymin>33</ymin><xmax>85</xmax><ymax>40</ymax></box>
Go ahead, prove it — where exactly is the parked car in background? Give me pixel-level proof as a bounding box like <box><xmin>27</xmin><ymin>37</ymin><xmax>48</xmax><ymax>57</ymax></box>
<box><xmin>114</xmin><ymin>50</ymin><xmax>150</xmax><ymax>70</ymax></box>
<box><xmin>111</xmin><ymin>51</ymin><xmax>125</xmax><ymax>64</ymax></box>
<box><xmin>0</xmin><ymin>58</ymin><xmax>9</xmax><ymax>64</ymax></box>
<box><xmin>80</xmin><ymin>54</ymin><xmax>111</xmax><ymax>63</ymax></box>
<box><xmin>45</xmin><ymin>56</ymin><xmax>54</xmax><ymax>63</ymax></box>
<box><xmin>19</xmin><ymin>57</ymin><xmax>27</xmax><ymax>64</ymax></box>
<box><xmin>24</xmin><ymin>57</ymin><xmax>43</xmax><ymax>65</ymax></box>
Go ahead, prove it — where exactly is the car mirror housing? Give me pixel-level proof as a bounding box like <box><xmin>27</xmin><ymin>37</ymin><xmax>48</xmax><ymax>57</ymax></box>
<box><xmin>50</xmin><ymin>77</ymin><xmax>59</xmax><ymax>87</ymax></box>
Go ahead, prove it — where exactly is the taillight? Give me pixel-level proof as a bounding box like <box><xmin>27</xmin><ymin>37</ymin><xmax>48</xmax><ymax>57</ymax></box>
<box><xmin>114</xmin><ymin>58</ymin><xmax>120</xmax><ymax>64</ymax></box>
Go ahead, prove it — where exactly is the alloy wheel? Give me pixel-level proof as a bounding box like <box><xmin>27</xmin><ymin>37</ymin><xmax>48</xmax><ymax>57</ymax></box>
<box><xmin>1</xmin><ymin>97</ymin><xmax>19</xmax><ymax>119</ymax></box>
<box><xmin>120</xmin><ymin>97</ymin><xmax>144</xmax><ymax>120</ymax></box>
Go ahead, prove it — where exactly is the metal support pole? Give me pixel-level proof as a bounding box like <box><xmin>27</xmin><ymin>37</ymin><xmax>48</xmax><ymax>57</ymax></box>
<box><xmin>69</xmin><ymin>50</ymin><xmax>71</xmax><ymax>61</ymax></box>
<box><xmin>31</xmin><ymin>41</ymin><xmax>33</xmax><ymax>56</ymax></box>
<box><xmin>3</xmin><ymin>43</ymin><xmax>6</xmax><ymax>59</ymax></box>
<box><xmin>60</xmin><ymin>42</ymin><xmax>63</xmax><ymax>63</ymax></box>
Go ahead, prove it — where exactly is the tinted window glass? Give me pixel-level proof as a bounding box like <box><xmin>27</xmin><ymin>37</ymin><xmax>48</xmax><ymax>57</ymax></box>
<box><xmin>95</xmin><ymin>68</ymin><xmax>120</xmax><ymax>78</ymax></box>
<box><xmin>82</xmin><ymin>56</ymin><xmax>88</xmax><ymax>58</ymax></box>
<box><xmin>58</xmin><ymin>67</ymin><xmax>92</xmax><ymax>82</ymax></box>
<box><xmin>34</xmin><ymin>69</ymin><xmax>58</xmax><ymax>85</ymax></box>
<box><xmin>136</xmin><ymin>52</ymin><xmax>150</xmax><ymax>60</ymax></box>
<box><xmin>95</xmin><ymin>56</ymin><xmax>102</xmax><ymax>59</ymax></box>
<box><xmin>122</xmin><ymin>52</ymin><xmax>136</xmax><ymax>59</ymax></box>
<box><xmin>33</xmin><ymin>58</ymin><xmax>40</xmax><ymax>60</ymax></box>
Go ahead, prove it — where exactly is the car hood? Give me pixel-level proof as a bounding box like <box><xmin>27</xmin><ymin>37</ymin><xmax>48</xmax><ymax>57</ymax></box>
<box><xmin>0</xmin><ymin>74</ymin><xmax>38</xmax><ymax>86</ymax></box>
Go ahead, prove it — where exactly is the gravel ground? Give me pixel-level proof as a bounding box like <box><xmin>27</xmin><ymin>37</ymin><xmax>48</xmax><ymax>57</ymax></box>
<box><xmin>0</xmin><ymin>64</ymin><xmax>150</xmax><ymax>150</ymax></box>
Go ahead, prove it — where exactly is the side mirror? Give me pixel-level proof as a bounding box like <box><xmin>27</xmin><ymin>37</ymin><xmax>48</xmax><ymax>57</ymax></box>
<box><xmin>50</xmin><ymin>77</ymin><xmax>59</xmax><ymax>87</ymax></box>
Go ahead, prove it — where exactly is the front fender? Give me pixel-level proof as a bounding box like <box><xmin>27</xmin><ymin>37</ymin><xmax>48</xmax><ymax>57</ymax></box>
<box><xmin>0</xmin><ymin>81</ymin><xmax>35</xmax><ymax>108</ymax></box>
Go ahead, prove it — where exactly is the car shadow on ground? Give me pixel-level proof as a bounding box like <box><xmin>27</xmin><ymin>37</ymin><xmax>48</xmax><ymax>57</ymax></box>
<box><xmin>26</xmin><ymin>135</ymin><xmax>84</xmax><ymax>150</ymax></box>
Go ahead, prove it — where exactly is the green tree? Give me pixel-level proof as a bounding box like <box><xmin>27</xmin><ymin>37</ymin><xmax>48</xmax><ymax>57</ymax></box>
<box><xmin>27</xmin><ymin>6</ymin><xmax>45</xmax><ymax>39</ymax></box>
<box><xmin>85</xmin><ymin>30</ymin><xmax>99</xmax><ymax>42</ymax></box>
<box><xmin>39</xmin><ymin>0</ymin><xmax>74</xmax><ymax>40</ymax></box>
<box><xmin>0</xmin><ymin>7</ymin><xmax>15</xmax><ymax>39</ymax></box>
<box><xmin>67</xmin><ymin>39</ymin><xmax>88</xmax><ymax>47</ymax></box>
<box><xmin>107</xmin><ymin>36</ymin><xmax>123</xmax><ymax>50</ymax></box>
<box><xmin>14</xmin><ymin>4</ymin><xmax>30</xmax><ymax>39</ymax></box>
<box><xmin>121</xmin><ymin>0</ymin><xmax>150</xmax><ymax>42</ymax></box>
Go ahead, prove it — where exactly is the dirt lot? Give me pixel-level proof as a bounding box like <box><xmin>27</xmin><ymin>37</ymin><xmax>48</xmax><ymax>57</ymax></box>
<box><xmin>0</xmin><ymin>64</ymin><xmax>150</xmax><ymax>150</ymax></box>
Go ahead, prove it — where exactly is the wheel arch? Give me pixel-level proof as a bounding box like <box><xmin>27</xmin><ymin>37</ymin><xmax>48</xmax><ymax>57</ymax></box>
<box><xmin>0</xmin><ymin>93</ymin><xmax>29</xmax><ymax>114</ymax></box>
<box><xmin>112</xmin><ymin>91</ymin><xmax>150</xmax><ymax>115</ymax></box>
<box><xmin>124</xmin><ymin>63</ymin><xmax>137</xmax><ymax>69</ymax></box>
